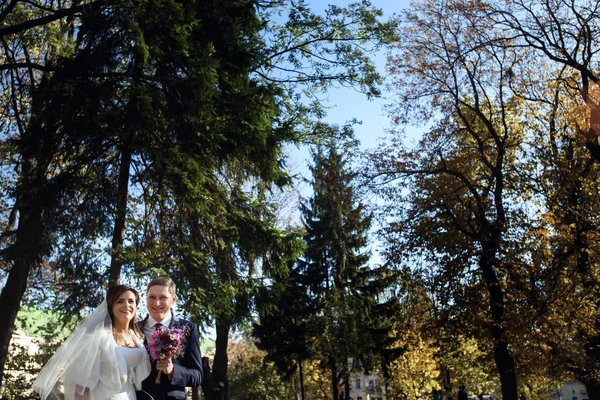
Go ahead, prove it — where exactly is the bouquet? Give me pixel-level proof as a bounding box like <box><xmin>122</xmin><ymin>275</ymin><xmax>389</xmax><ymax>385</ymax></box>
<box><xmin>148</xmin><ymin>325</ymin><xmax>189</xmax><ymax>383</ymax></box>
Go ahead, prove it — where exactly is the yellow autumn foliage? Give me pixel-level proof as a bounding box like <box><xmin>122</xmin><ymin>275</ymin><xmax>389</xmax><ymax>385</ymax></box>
<box><xmin>386</xmin><ymin>332</ymin><xmax>441</xmax><ymax>399</ymax></box>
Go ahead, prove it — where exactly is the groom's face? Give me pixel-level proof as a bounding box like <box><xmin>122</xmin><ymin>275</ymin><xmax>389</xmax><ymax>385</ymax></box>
<box><xmin>146</xmin><ymin>284</ymin><xmax>176</xmax><ymax>322</ymax></box>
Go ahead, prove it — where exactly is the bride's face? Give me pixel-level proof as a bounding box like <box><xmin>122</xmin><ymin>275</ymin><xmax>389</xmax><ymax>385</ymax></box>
<box><xmin>111</xmin><ymin>290</ymin><xmax>137</xmax><ymax>326</ymax></box>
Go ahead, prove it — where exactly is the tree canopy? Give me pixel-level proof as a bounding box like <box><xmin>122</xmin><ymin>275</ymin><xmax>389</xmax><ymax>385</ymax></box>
<box><xmin>0</xmin><ymin>0</ymin><xmax>396</xmax><ymax>395</ymax></box>
<box><xmin>6</xmin><ymin>0</ymin><xmax>600</xmax><ymax>399</ymax></box>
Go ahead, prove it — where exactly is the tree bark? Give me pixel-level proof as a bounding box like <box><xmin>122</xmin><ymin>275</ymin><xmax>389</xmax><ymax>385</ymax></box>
<box><xmin>191</xmin><ymin>386</ymin><xmax>200</xmax><ymax>400</ymax></box>
<box><xmin>480</xmin><ymin>243</ymin><xmax>518</xmax><ymax>400</ymax></box>
<box><xmin>0</xmin><ymin>1</ymin><xmax>105</xmax><ymax>39</ymax></box>
<box><xmin>344</xmin><ymin>374</ymin><xmax>350</xmax><ymax>400</ymax></box>
<box><xmin>0</xmin><ymin>158</ymin><xmax>46</xmax><ymax>389</ymax></box>
<box><xmin>580</xmin><ymin>377</ymin><xmax>600</xmax><ymax>400</ymax></box>
<box><xmin>200</xmin><ymin>356</ymin><xmax>214</xmax><ymax>400</ymax></box>
<box><xmin>0</xmin><ymin>209</ymin><xmax>43</xmax><ymax>389</ymax></box>
<box><xmin>109</xmin><ymin>135</ymin><xmax>133</xmax><ymax>286</ymax></box>
<box><xmin>298</xmin><ymin>358</ymin><xmax>305</xmax><ymax>400</ymax></box>
<box><xmin>330</xmin><ymin>356</ymin><xmax>339</xmax><ymax>400</ymax></box>
<box><xmin>572</xmin><ymin>320</ymin><xmax>600</xmax><ymax>400</ymax></box>
<box><xmin>212</xmin><ymin>319</ymin><xmax>230</xmax><ymax>400</ymax></box>
<box><xmin>564</xmin><ymin>184</ymin><xmax>600</xmax><ymax>394</ymax></box>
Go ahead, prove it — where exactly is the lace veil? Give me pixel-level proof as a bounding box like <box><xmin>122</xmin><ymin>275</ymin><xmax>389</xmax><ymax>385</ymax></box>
<box><xmin>33</xmin><ymin>300</ymin><xmax>126</xmax><ymax>400</ymax></box>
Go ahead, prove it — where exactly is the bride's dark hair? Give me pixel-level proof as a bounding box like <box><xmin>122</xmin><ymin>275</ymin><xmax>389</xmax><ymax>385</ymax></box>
<box><xmin>107</xmin><ymin>284</ymin><xmax>144</xmax><ymax>339</ymax></box>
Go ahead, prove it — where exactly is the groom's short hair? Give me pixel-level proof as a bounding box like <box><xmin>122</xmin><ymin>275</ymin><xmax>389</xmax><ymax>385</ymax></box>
<box><xmin>147</xmin><ymin>276</ymin><xmax>176</xmax><ymax>296</ymax></box>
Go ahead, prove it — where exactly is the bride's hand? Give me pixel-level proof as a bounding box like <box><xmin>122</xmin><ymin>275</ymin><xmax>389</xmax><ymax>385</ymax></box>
<box><xmin>74</xmin><ymin>385</ymin><xmax>89</xmax><ymax>400</ymax></box>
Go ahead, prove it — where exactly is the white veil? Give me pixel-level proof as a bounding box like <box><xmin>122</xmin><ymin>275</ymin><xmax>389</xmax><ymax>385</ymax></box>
<box><xmin>33</xmin><ymin>300</ymin><xmax>126</xmax><ymax>400</ymax></box>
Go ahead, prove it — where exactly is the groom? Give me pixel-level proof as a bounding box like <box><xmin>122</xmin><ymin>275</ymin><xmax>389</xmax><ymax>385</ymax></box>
<box><xmin>139</xmin><ymin>276</ymin><xmax>203</xmax><ymax>400</ymax></box>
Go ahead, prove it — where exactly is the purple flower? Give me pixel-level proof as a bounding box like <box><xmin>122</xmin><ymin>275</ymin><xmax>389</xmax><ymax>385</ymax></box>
<box><xmin>148</xmin><ymin>325</ymin><xmax>189</xmax><ymax>361</ymax></box>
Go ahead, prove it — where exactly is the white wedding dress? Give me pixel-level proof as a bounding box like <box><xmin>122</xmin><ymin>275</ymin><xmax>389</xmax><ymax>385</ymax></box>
<box><xmin>61</xmin><ymin>329</ymin><xmax>150</xmax><ymax>400</ymax></box>
<box><xmin>33</xmin><ymin>301</ymin><xmax>151</xmax><ymax>400</ymax></box>
<box><xmin>110</xmin><ymin>346</ymin><xmax>146</xmax><ymax>399</ymax></box>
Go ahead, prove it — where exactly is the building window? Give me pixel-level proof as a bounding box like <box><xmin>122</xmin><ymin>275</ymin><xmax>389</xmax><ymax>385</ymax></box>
<box><xmin>356</xmin><ymin>378</ymin><xmax>361</xmax><ymax>389</ymax></box>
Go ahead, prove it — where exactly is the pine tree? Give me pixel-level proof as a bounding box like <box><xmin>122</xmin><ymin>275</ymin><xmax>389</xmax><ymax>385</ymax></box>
<box><xmin>299</xmin><ymin>133</ymin><xmax>379</xmax><ymax>400</ymax></box>
<box><xmin>255</xmin><ymin>129</ymin><xmax>402</xmax><ymax>400</ymax></box>
<box><xmin>253</xmin><ymin>261</ymin><xmax>314</xmax><ymax>400</ymax></box>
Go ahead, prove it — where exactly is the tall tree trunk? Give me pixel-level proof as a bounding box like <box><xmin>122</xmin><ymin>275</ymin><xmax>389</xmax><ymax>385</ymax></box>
<box><xmin>445</xmin><ymin>369</ymin><xmax>452</xmax><ymax>398</ymax></box>
<box><xmin>212</xmin><ymin>319</ymin><xmax>230</xmax><ymax>400</ymax></box>
<box><xmin>298</xmin><ymin>358</ymin><xmax>305</xmax><ymax>400</ymax></box>
<box><xmin>344</xmin><ymin>374</ymin><xmax>350</xmax><ymax>400</ymax></box>
<box><xmin>564</xmin><ymin>193</ymin><xmax>600</xmax><ymax>396</ymax></box>
<box><xmin>341</xmin><ymin>315</ymin><xmax>350</xmax><ymax>400</ymax></box>
<box><xmin>109</xmin><ymin>135</ymin><xmax>133</xmax><ymax>286</ymax></box>
<box><xmin>191</xmin><ymin>385</ymin><xmax>201</xmax><ymax>400</ymax></box>
<box><xmin>330</xmin><ymin>356</ymin><xmax>339</xmax><ymax>400</ymax></box>
<box><xmin>0</xmin><ymin>209</ymin><xmax>44</xmax><ymax>389</ymax></box>
<box><xmin>579</xmin><ymin>377</ymin><xmax>600</xmax><ymax>400</ymax></box>
<box><xmin>342</xmin><ymin>343</ymin><xmax>350</xmax><ymax>400</ymax></box>
<box><xmin>573</xmin><ymin>320</ymin><xmax>600</xmax><ymax>400</ymax></box>
<box><xmin>109</xmin><ymin>46</ymin><xmax>142</xmax><ymax>287</ymax></box>
<box><xmin>480</xmin><ymin>244</ymin><xmax>518</xmax><ymax>400</ymax></box>
<box><xmin>200</xmin><ymin>356</ymin><xmax>214</xmax><ymax>400</ymax></box>
<box><xmin>0</xmin><ymin>158</ymin><xmax>46</xmax><ymax>389</ymax></box>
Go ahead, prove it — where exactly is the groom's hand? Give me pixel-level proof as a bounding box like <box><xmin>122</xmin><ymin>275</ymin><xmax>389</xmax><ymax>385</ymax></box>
<box><xmin>157</xmin><ymin>358</ymin><xmax>174</xmax><ymax>378</ymax></box>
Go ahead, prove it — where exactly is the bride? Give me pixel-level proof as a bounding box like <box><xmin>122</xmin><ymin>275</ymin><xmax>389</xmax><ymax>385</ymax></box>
<box><xmin>33</xmin><ymin>285</ymin><xmax>151</xmax><ymax>400</ymax></box>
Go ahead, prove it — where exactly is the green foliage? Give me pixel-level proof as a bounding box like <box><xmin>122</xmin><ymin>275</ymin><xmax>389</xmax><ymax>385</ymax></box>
<box><xmin>256</xmin><ymin>130</ymin><xmax>400</xmax><ymax>399</ymax></box>
<box><xmin>229</xmin><ymin>368</ymin><xmax>295</xmax><ymax>400</ymax></box>
<box><xmin>201</xmin><ymin>338</ymin><xmax>216</xmax><ymax>355</ymax></box>
<box><xmin>257</xmin><ymin>0</ymin><xmax>398</xmax><ymax>131</ymax></box>
<box><xmin>437</xmin><ymin>336</ymin><xmax>500</xmax><ymax>397</ymax></box>
<box><xmin>3</xmin><ymin>342</ymin><xmax>38</xmax><ymax>400</ymax></box>
<box><xmin>15</xmin><ymin>307</ymin><xmax>74</xmax><ymax>339</ymax></box>
<box><xmin>387</xmin><ymin>333</ymin><xmax>441</xmax><ymax>399</ymax></box>
<box><xmin>227</xmin><ymin>336</ymin><xmax>296</xmax><ymax>400</ymax></box>
<box><xmin>301</xmin><ymin>133</ymin><xmax>387</xmax><ymax>361</ymax></box>
<box><xmin>253</xmin><ymin>261</ymin><xmax>314</xmax><ymax>378</ymax></box>
<box><xmin>367</xmin><ymin>0</ymin><xmax>600</xmax><ymax>398</ymax></box>
<box><xmin>0</xmin><ymin>0</ymin><xmax>397</xmax><ymax>391</ymax></box>
<box><xmin>3</xmin><ymin>327</ymin><xmax>67</xmax><ymax>400</ymax></box>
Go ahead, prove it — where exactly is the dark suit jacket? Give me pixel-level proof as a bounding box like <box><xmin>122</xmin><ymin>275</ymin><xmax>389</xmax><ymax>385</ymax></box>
<box><xmin>138</xmin><ymin>312</ymin><xmax>203</xmax><ymax>400</ymax></box>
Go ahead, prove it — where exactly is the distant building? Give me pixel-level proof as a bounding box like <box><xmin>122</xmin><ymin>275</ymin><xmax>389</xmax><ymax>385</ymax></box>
<box><xmin>346</xmin><ymin>369</ymin><xmax>386</xmax><ymax>400</ymax></box>
<box><xmin>9</xmin><ymin>329</ymin><xmax>40</xmax><ymax>356</ymax></box>
<box><xmin>549</xmin><ymin>381</ymin><xmax>588</xmax><ymax>400</ymax></box>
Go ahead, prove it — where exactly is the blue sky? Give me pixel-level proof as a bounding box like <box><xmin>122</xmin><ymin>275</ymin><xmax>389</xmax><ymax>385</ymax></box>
<box><xmin>287</xmin><ymin>0</ymin><xmax>411</xmax><ymax>185</ymax></box>
<box><xmin>279</xmin><ymin>0</ymin><xmax>415</xmax><ymax>268</ymax></box>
